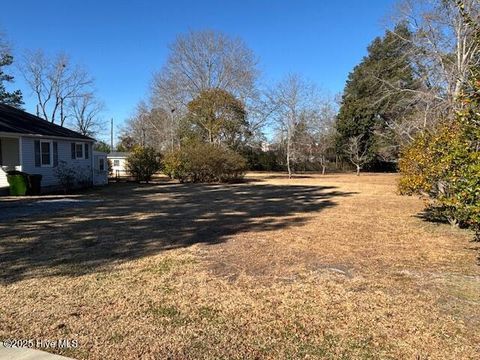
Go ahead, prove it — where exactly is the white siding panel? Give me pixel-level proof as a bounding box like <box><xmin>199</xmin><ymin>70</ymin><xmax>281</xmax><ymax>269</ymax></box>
<box><xmin>21</xmin><ymin>136</ymin><xmax>93</xmax><ymax>188</ymax></box>
<box><xmin>0</xmin><ymin>167</ymin><xmax>7</xmax><ymax>189</ymax></box>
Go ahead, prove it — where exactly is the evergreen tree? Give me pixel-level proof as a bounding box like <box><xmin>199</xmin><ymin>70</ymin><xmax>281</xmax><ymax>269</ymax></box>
<box><xmin>0</xmin><ymin>42</ymin><xmax>23</xmax><ymax>108</ymax></box>
<box><xmin>336</xmin><ymin>23</ymin><xmax>418</xmax><ymax>168</ymax></box>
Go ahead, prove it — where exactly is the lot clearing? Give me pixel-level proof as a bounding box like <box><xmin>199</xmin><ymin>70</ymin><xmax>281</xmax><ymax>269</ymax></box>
<box><xmin>0</xmin><ymin>172</ymin><xmax>479</xmax><ymax>359</ymax></box>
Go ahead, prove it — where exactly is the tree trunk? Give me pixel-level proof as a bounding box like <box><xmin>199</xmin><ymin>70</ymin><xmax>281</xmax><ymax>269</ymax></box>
<box><xmin>356</xmin><ymin>164</ymin><xmax>360</xmax><ymax>176</ymax></box>
<box><xmin>322</xmin><ymin>165</ymin><xmax>326</xmax><ymax>175</ymax></box>
<box><xmin>286</xmin><ymin>137</ymin><xmax>292</xmax><ymax>179</ymax></box>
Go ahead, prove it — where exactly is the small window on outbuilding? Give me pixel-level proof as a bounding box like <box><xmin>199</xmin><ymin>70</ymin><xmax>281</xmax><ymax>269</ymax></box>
<box><xmin>99</xmin><ymin>158</ymin><xmax>105</xmax><ymax>171</ymax></box>
<box><xmin>113</xmin><ymin>159</ymin><xmax>120</xmax><ymax>166</ymax></box>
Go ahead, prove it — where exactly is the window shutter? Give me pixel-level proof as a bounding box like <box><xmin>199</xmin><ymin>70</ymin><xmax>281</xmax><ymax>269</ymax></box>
<box><xmin>34</xmin><ymin>140</ymin><xmax>41</xmax><ymax>167</ymax></box>
<box><xmin>71</xmin><ymin>143</ymin><xmax>76</xmax><ymax>159</ymax></box>
<box><xmin>85</xmin><ymin>143</ymin><xmax>89</xmax><ymax>159</ymax></box>
<box><xmin>53</xmin><ymin>142</ymin><xmax>58</xmax><ymax>167</ymax></box>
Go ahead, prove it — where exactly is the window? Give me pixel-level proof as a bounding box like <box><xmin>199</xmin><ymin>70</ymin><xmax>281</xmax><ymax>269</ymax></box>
<box><xmin>99</xmin><ymin>158</ymin><xmax>105</xmax><ymax>171</ymax></box>
<box><xmin>113</xmin><ymin>159</ymin><xmax>120</xmax><ymax>166</ymax></box>
<box><xmin>75</xmin><ymin>143</ymin><xmax>84</xmax><ymax>159</ymax></box>
<box><xmin>40</xmin><ymin>141</ymin><xmax>52</xmax><ymax>167</ymax></box>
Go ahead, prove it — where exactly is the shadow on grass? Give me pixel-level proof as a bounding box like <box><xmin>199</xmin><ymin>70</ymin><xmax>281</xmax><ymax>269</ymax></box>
<box><xmin>0</xmin><ymin>181</ymin><xmax>356</xmax><ymax>283</ymax></box>
<box><xmin>414</xmin><ymin>208</ymin><xmax>451</xmax><ymax>225</ymax></box>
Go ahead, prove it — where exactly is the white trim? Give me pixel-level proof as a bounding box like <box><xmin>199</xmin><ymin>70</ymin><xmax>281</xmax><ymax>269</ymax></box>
<box><xmin>75</xmin><ymin>142</ymin><xmax>85</xmax><ymax>159</ymax></box>
<box><xmin>18</xmin><ymin>137</ymin><xmax>23</xmax><ymax>167</ymax></box>
<box><xmin>91</xmin><ymin>144</ymin><xmax>94</xmax><ymax>184</ymax></box>
<box><xmin>40</xmin><ymin>140</ymin><xmax>53</xmax><ymax>167</ymax></box>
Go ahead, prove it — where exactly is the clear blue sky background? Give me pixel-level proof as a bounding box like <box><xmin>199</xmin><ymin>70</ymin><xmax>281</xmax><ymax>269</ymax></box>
<box><xmin>1</xmin><ymin>0</ymin><xmax>396</xmax><ymax>141</ymax></box>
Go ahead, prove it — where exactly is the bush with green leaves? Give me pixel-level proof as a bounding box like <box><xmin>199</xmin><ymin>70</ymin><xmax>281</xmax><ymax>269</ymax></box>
<box><xmin>399</xmin><ymin>89</ymin><xmax>480</xmax><ymax>239</ymax></box>
<box><xmin>163</xmin><ymin>142</ymin><xmax>246</xmax><ymax>183</ymax></box>
<box><xmin>126</xmin><ymin>146</ymin><xmax>162</xmax><ymax>183</ymax></box>
<box><xmin>399</xmin><ymin>5</ymin><xmax>480</xmax><ymax>240</ymax></box>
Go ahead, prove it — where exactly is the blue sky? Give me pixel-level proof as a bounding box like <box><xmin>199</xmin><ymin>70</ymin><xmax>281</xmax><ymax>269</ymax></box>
<box><xmin>1</xmin><ymin>0</ymin><xmax>396</xmax><ymax>141</ymax></box>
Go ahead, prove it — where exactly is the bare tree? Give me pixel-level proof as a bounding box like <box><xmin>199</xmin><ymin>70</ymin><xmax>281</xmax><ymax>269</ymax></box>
<box><xmin>148</xmin><ymin>30</ymin><xmax>264</xmax><ymax>147</ymax></box>
<box><xmin>152</xmin><ymin>30</ymin><xmax>258</xmax><ymax>105</ymax></box>
<box><xmin>69</xmin><ymin>93</ymin><xmax>105</xmax><ymax>137</ymax></box>
<box><xmin>20</xmin><ymin>50</ymin><xmax>93</xmax><ymax>126</ymax></box>
<box><xmin>269</xmin><ymin>74</ymin><xmax>320</xmax><ymax>178</ymax></box>
<box><xmin>385</xmin><ymin>0</ymin><xmax>480</xmax><ymax>141</ymax></box>
<box><xmin>310</xmin><ymin>99</ymin><xmax>337</xmax><ymax>174</ymax></box>
<box><xmin>124</xmin><ymin>102</ymin><xmax>175</xmax><ymax>152</ymax></box>
<box><xmin>345</xmin><ymin>135</ymin><xmax>369</xmax><ymax>176</ymax></box>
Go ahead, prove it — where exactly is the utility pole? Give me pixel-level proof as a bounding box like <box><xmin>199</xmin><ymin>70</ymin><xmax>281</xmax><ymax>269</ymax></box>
<box><xmin>110</xmin><ymin>118</ymin><xmax>114</xmax><ymax>152</ymax></box>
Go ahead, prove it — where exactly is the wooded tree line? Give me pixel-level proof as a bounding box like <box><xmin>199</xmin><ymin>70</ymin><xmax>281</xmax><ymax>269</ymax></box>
<box><xmin>0</xmin><ymin>1</ymin><xmax>478</xmax><ymax>181</ymax></box>
<box><xmin>119</xmin><ymin>31</ymin><xmax>340</xmax><ymax>178</ymax></box>
<box><xmin>115</xmin><ymin>0</ymin><xmax>476</xmax><ymax>180</ymax></box>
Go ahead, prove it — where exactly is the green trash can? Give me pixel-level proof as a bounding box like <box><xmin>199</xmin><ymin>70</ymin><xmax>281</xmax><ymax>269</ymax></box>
<box><xmin>6</xmin><ymin>171</ymin><xmax>28</xmax><ymax>196</ymax></box>
<box><xmin>27</xmin><ymin>174</ymin><xmax>42</xmax><ymax>195</ymax></box>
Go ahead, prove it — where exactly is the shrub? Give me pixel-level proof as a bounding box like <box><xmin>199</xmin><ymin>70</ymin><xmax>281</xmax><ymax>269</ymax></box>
<box><xmin>163</xmin><ymin>142</ymin><xmax>247</xmax><ymax>183</ymax></box>
<box><xmin>126</xmin><ymin>146</ymin><xmax>162</xmax><ymax>183</ymax></box>
<box><xmin>54</xmin><ymin>161</ymin><xmax>77</xmax><ymax>193</ymax></box>
<box><xmin>399</xmin><ymin>111</ymin><xmax>480</xmax><ymax>238</ymax></box>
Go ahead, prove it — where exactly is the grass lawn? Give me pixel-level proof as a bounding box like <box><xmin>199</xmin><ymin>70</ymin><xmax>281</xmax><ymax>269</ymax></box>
<box><xmin>1</xmin><ymin>172</ymin><xmax>479</xmax><ymax>359</ymax></box>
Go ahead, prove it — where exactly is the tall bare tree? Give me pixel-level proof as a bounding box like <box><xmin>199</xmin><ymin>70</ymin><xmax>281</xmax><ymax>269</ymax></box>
<box><xmin>152</xmin><ymin>30</ymin><xmax>258</xmax><ymax>105</ymax></box>
<box><xmin>269</xmin><ymin>74</ymin><xmax>321</xmax><ymax>178</ymax></box>
<box><xmin>387</xmin><ymin>0</ymin><xmax>480</xmax><ymax>140</ymax></box>
<box><xmin>148</xmin><ymin>30</ymin><xmax>264</xmax><ymax>147</ymax></box>
<box><xmin>69</xmin><ymin>92</ymin><xmax>105</xmax><ymax>137</ymax></box>
<box><xmin>124</xmin><ymin>102</ymin><xmax>175</xmax><ymax>152</ymax></box>
<box><xmin>310</xmin><ymin>99</ymin><xmax>338</xmax><ymax>174</ymax></box>
<box><xmin>20</xmin><ymin>50</ymin><xmax>93</xmax><ymax>126</ymax></box>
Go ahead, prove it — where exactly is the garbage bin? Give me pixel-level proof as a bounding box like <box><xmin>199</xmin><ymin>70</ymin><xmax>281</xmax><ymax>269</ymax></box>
<box><xmin>27</xmin><ymin>174</ymin><xmax>42</xmax><ymax>195</ymax></box>
<box><xmin>6</xmin><ymin>171</ymin><xmax>28</xmax><ymax>196</ymax></box>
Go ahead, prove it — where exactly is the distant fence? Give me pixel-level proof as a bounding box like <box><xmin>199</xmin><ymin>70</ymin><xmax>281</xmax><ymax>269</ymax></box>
<box><xmin>110</xmin><ymin>170</ymin><xmax>134</xmax><ymax>182</ymax></box>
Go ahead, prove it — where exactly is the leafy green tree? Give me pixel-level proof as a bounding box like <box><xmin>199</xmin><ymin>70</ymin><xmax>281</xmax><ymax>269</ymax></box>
<box><xmin>183</xmin><ymin>89</ymin><xmax>249</xmax><ymax>149</ymax></box>
<box><xmin>0</xmin><ymin>40</ymin><xmax>23</xmax><ymax>108</ymax></box>
<box><xmin>116</xmin><ymin>134</ymin><xmax>136</xmax><ymax>152</ymax></box>
<box><xmin>336</xmin><ymin>23</ymin><xmax>418</xmax><ymax>168</ymax></box>
<box><xmin>93</xmin><ymin>141</ymin><xmax>111</xmax><ymax>153</ymax></box>
<box><xmin>126</xmin><ymin>146</ymin><xmax>162</xmax><ymax>183</ymax></box>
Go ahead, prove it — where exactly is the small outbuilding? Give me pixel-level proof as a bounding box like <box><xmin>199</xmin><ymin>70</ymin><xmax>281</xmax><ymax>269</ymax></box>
<box><xmin>107</xmin><ymin>152</ymin><xmax>129</xmax><ymax>178</ymax></box>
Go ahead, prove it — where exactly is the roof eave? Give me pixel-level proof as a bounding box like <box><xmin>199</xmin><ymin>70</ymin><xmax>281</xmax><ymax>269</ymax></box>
<box><xmin>0</xmin><ymin>131</ymin><xmax>95</xmax><ymax>142</ymax></box>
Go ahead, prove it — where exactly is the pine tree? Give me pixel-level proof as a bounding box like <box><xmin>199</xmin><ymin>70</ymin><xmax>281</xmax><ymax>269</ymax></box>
<box><xmin>336</xmin><ymin>23</ymin><xmax>418</xmax><ymax>169</ymax></box>
<box><xmin>0</xmin><ymin>45</ymin><xmax>23</xmax><ymax>108</ymax></box>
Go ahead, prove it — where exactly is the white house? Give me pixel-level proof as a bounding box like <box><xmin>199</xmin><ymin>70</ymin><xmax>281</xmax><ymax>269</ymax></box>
<box><xmin>0</xmin><ymin>103</ymin><xmax>105</xmax><ymax>193</ymax></box>
<box><xmin>107</xmin><ymin>152</ymin><xmax>129</xmax><ymax>178</ymax></box>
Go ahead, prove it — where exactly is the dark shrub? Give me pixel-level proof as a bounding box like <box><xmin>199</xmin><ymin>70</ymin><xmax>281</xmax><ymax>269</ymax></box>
<box><xmin>126</xmin><ymin>146</ymin><xmax>162</xmax><ymax>183</ymax></box>
<box><xmin>164</xmin><ymin>142</ymin><xmax>246</xmax><ymax>183</ymax></box>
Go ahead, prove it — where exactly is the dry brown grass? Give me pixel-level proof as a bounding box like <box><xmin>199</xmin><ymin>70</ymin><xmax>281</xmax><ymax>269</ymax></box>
<box><xmin>1</xmin><ymin>172</ymin><xmax>479</xmax><ymax>359</ymax></box>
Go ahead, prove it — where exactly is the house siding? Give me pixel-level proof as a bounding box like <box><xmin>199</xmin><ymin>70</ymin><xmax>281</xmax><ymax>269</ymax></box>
<box><xmin>0</xmin><ymin>168</ymin><xmax>7</xmax><ymax>189</ymax></box>
<box><xmin>107</xmin><ymin>156</ymin><xmax>128</xmax><ymax>175</ymax></box>
<box><xmin>21</xmin><ymin>136</ymin><xmax>93</xmax><ymax>188</ymax></box>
